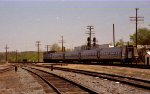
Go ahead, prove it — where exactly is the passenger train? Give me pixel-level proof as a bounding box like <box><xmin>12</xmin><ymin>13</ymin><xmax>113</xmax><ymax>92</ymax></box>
<box><xmin>43</xmin><ymin>45</ymin><xmax>138</xmax><ymax>64</ymax></box>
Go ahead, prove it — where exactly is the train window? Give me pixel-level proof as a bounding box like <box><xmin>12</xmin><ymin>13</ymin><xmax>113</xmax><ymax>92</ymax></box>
<box><xmin>129</xmin><ymin>49</ymin><xmax>132</xmax><ymax>51</ymax></box>
<box><xmin>112</xmin><ymin>52</ymin><xmax>114</xmax><ymax>55</ymax></box>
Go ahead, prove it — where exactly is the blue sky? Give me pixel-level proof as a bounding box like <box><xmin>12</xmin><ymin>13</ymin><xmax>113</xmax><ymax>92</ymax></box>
<box><xmin>0</xmin><ymin>0</ymin><xmax>150</xmax><ymax>52</ymax></box>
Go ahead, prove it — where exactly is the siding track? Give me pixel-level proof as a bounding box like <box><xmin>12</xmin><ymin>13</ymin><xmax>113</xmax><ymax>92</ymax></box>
<box><xmin>53</xmin><ymin>67</ymin><xmax>150</xmax><ymax>90</ymax></box>
<box><xmin>22</xmin><ymin>67</ymin><xmax>98</xmax><ymax>94</ymax></box>
<box><xmin>0</xmin><ymin>66</ymin><xmax>14</xmax><ymax>73</ymax></box>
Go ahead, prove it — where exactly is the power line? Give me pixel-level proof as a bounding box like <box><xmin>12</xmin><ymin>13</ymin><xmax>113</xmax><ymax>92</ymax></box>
<box><xmin>5</xmin><ymin>44</ymin><xmax>9</xmax><ymax>62</ymax></box>
<box><xmin>113</xmin><ymin>24</ymin><xmax>116</xmax><ymax>47</ymax></box>
<box><xmin>16</xmin><ymin>50</ymin><xmax>18</xmax><ymax>62</ymax></box>
<box><xmin>129</xmin><ymin>8</ymin><xmax>144</xmax><ymax>48</ymax></box>
<box><xmin>45</xmin><ymin>45</ymin><xmax>51</xmax><ymax>52</ymax></box>
<box><xmin>86</xmin><ymin>26</ymin><xmax>95</xmax><ymax>50</ymax></box>
<box><xmin>36</xmin><ymin>41</ymin><xmax>41</xmax><ymax>62</ymax></box>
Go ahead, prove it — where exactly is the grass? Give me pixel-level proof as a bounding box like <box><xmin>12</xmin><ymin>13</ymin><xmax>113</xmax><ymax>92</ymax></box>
<box><xmin>59</xmin><ymin>64</ymin><xmax>150</xmax><ymax>79</ymax></box>
<box><xmin>0</xmin><ymin>51</ymin><xmax>44</xmax><ymax>62</ymax></box>
<box><xmin>0</xmin><ymin>62</ymin><xmax>6</xmax><ymax>65</ymax></box>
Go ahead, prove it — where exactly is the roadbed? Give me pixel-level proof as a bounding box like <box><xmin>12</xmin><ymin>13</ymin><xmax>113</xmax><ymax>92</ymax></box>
<box><xmin>0</xmin><ymin>66</ymin><xmax>46</xmax><ymax>94</ymax></box>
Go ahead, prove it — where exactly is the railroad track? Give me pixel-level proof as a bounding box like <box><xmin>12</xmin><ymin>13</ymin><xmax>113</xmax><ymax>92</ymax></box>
<box><xmin>52</xmin><ymin>67</ymin><xmax>150</xmax><ymax>90</ymax></box>
<box><xmin>0</xmin><ymin>66</ymin><xmax>14</xmax><ymax>73</ymax></box>
<box><xmin>22</xmin><ymin>67</ymin><xmax>98</xmax><ymax>94</ymax></box>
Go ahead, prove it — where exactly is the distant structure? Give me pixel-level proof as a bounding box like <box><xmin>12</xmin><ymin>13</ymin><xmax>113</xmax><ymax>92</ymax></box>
<box><xmin>113</xmin><ymin>24</ymin><xmax>116</xmax><ymax>47</ymax></box>
<box><xmin>74</xmin><ymin>44</ymin><xmax>113</xmax><ymax>51</ymax></box>
<box><xmin>59</xmin><ymin>36</ymin><xmax>65</xmax><ymax>52</ymax></box>
<box><xmin>15</xmin><ymin>50</ymin><xmax>18</xmax><ymax>62</ymax></box>
<box><xmin>137</xmin><ymin>45</ymin><xmax>150</xmax><ymax>50</ymax></box>
<box><xmin>36</xmin><ymin>41</ymin><xmax>41</xmax><ymax>62</ymax></box>
<box><xmin>5</xmin><ymin>44</ymin><xmax>9</xmax><ymax>62</ymax></box>
<box><xmin>72</xmin><ymin>25</ymin><xmax>115</xmax><ymax>51</ymax></box>
<box><xmin>130</xmin><ymin>8</ymin><xmax>144</xmax><ymax>48</ymax></box>
<box><xmin>45</xmin><ymin>45</ymin><xmax>51</xmax><ymax>52</ymax></box>
<box><xmin>145</xmin><ymin>51</ymin><xmax>150</xmax><ymax>65</ymax></box>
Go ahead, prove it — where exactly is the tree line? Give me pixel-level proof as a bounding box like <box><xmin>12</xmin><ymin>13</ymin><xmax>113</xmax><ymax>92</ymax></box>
<box><xmin>116</xmin><ymin>27</ymin><xmax>150</xmax><ymax>47</ymax></box>
<box><xmin>116</xmin><ymin>27</ymin><xmax>150</xmax><ymax>62</ymax></box>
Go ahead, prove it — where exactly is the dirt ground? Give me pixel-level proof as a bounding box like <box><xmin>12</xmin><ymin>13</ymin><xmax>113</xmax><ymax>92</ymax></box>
<box><xmin>0</xmin><ymin>67</ymin><xmax>46</xmax><ymax>94</ymax></box>
<box><xmin>0</xmin><ymin>63</ymin><xmax>149</xmax><ymax>94</ymax></box>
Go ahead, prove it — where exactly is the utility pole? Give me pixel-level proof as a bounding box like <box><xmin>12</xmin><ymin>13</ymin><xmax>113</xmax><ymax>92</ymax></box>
<box><xmin>113</xmin><ymin>24</ymin><xmax>115</xmax><ymax>47</ymax></box>
<box><xmin>36</xmin><ymin>41</ymin><xmax>40</xmax><ymax>62</ymax></box>
<box><xmin>5</xmin><ymin>44</ymin><xmax>9</xmax><ymax>62</ymax></box>
<box><xmin>130</xmin><ymin>8</ymin><xmax>144</xmax><ymax>48</ymax></box>
<box><xmin>61</xmin><ymin>36</ymin><xmax>64</xmax><ymax>52</ymax></box>
<box><xmin>59</xmin><ymin>36</ymin><xmax>65</xmax><ymax>52</ymax></box>
<box><xmin>16</xmin><ymin>50</ymin><xmax>18</xmax><ymax>62</ymax></box>
<box><xmin>86</xmin><ymin>26</ymin><xmax>95</xmax><ymax>50</ymax></box>
<box><xmin>46</xmin><ymin>45</ymin><xmax>51</xmax><ymax>52</ymax></box>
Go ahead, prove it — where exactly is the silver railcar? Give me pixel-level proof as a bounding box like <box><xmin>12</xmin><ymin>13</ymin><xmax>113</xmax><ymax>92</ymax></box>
<box><xmin>43</xmin><ymin>45</ymin><xmax>138</xmax><ymax>63</ymax></box>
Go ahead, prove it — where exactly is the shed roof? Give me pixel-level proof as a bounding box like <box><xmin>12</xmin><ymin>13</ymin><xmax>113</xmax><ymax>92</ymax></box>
<box><xmin>146</xmin><ymin>52</ymin><xmax>150</xmax><ymax>55</ymax></box>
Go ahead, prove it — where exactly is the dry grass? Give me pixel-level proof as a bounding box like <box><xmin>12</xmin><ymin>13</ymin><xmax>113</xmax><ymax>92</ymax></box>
<box><xmin>58</xmin><ymin>64</ymin><xmax>150</xmax><ymax>80</ymax></box>
<box><xmin>0</xmin><ymin>62</ymin><xmax>6</xmax><ymax>65</ymax></box>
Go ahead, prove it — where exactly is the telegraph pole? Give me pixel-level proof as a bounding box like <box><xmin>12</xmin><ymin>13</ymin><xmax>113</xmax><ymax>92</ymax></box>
<box><xmin>36</xmin><ymin>41</ymin><xmax>40</xmax><ymax>62</ymax></box>
<box><xmin>61</xmin><ymin>36</ymin><xmax>64</xmax><ymax>52</ymax></box>
<box><xmin>46</xmin><ymin>45</ymin><xmax>50</xmax><ymax>52</ymax></box>
<box><xmin>86</xmin><ymin>26</ymin><xmax>95</xmax><ymax>50</ymax></box>
<box><xmin>130</xmin><ymin>8</ymin><xmax>144</xmax><ymax>48</ymax></box>
<box><xmin>16</xmin><ymin>50</ymin><xmax>18</xmax><ymax>62</ymax></box>
<box><xmin>5</xmin><ymin>44</ymin><xmax>9</xmax><ymax>62</ymax></box>
<box><xmin>113</xmin><ymin>24</ymin><xmax>115</xmax><ymax>47</ymax></box>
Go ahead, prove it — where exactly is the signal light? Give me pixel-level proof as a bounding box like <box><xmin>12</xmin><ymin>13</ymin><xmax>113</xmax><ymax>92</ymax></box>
<box><xmin>87</xmin><ymin>42</ymin><xmax>90</xmax><ymax>47</ymax></box>
<box><xmin>93</xmin><ymin>37</ymin><xmax>96</xmax><ymax>47</ymax></box>
<box><xmin>87</xmin><ymin>37</ymin><xmax>90</xmax><ymax>41</ymax></box>
<box><xmin>93</xmin><ymin>37</ymin><xmax>96</xmax><ymax>42</ymax></box>
<box><xmin>93</xmin><ymin>43</ymin><xmax>96</xmax><ymax>46</ymax></box>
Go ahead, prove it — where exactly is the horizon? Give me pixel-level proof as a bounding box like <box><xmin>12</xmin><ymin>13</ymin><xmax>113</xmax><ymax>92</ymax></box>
<box><xmin>0</xmin><ymin>0</ymin><xmax>150</xmax><ymax>52</ymax></box>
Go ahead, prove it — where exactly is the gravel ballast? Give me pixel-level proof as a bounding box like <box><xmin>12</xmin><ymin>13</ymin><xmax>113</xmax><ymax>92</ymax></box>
<box><xmin>1</xmin><ymin>64</ymin><xmax>149</xmax><ymax>94</ymax></box>
<box><xmin>34</xmin><ymin>66</ymin><xmax>150</xmax><ymax>94</ymax></box>
<box><xmin>0</xmin><ymin>67</ymin><xmax>46</xmax><ymax>94</ymax></box>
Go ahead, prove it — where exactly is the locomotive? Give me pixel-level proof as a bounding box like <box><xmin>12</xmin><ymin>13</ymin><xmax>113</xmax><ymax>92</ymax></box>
<box><xmin>43</xmin><ymin>45</ymin><xmax>138</xmax><ymax>64</ymax></box>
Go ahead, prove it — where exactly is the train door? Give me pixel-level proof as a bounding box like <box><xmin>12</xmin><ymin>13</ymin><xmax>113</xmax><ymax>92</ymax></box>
<box><xmin>147</xmin><ymin>57</ymin><xmax>149</xmax><ymax>65</ymax></box>
<box><xmin>127</xmin><ymin>47</ymin><xmax>133</xmax><ymax>59</ymax></box>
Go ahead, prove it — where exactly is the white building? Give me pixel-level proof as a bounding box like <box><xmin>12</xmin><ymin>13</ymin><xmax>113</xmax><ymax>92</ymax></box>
<box><xmin>74</xmin><ymin>44</ymin><xmax>113</xmax><ymax>51</ymax></box>
<box><xmin>145</xmin><ymin>51</ymin><xmax>150</xmax><ymax>65</ymax></box>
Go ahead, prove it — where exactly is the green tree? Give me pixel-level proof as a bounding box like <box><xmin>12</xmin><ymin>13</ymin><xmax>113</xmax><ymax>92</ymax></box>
<box><xmin>130</xmin><ymin>28</ymin><xmax>150</xmax><ymax>45</ymax></box>
<box><xmin>116</xmin><ymin>39</ymin><xmax>125</xmax><ymax>47</ymax></box>
<box><xmin>65</xmin><ymin>48</ymin><xmax>72</xmax><ymax>52</ymax></box>
<box><xmin>50</xmin><ymin>43</ymin><xmax>61</xmax><ymax>52</ymax></box>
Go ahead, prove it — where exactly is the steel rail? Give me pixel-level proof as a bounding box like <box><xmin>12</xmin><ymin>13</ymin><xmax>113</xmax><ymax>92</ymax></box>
<box><xmin>22</xmin><ymin>67</ymin><xmax>62</xmax><ymax>94</ymax></box>
<box><xmin>53</xmin><ymin>67</ymin><xmax>150</xmax><ymax>90</ymax></box>
<box><xmin>23</xmin><ymin>67</ymin><xmax>98</xmax><ymax>94</ymax></box>
<box><xmin>0</xmin><ymin>66</ymin><xmax>14</xmax><ymax>73</ymax></box>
